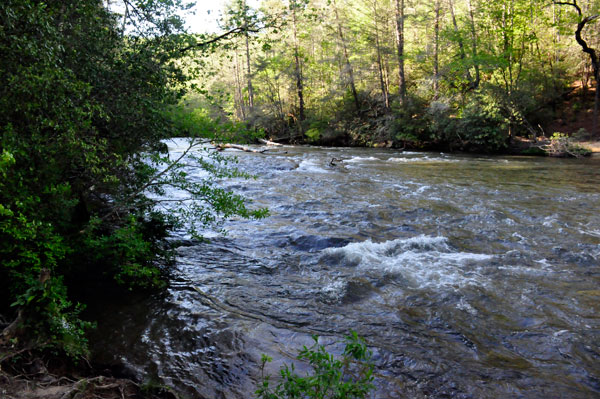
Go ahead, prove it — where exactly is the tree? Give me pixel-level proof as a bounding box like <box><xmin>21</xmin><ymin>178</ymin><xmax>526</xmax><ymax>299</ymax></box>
<box><xmin>332</xmin><ymin>0</ymin><xmax>361</xmax><ymax>111</ymax></box>
<box><xmin>223</xmin><ymin>0</ymin><xmax>262</xmax><ymax>117</ymax></box>
<box><xmin>395</xmin><ymin>0</ymin><xmax>407</xmax><ymax>102</ymax></box>
<box><xmin>0</xmin><ymin>0</ymin><xmax>265</xmax><ymax>355</ymax></box>
<box><xmin>555</xmin><ymin>0</ymin><xmax>600</xmax><ymax>135</ymax></box>
<box><xmin>291</xmin><ymin>0</ymin><xmax>307</xmax><ymax>124</ymax></box>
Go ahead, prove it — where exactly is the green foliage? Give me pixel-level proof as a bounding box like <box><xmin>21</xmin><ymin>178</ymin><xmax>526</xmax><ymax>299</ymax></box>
<box><xmin>392</xmin><ymin>97</ymin><xmax>446</xmax><ymax>147</ymax></box>
<box><xmin>256</xmin><ymin>332</ymin><xmax>375</xmax><ymax>399</ymax></box>
<box><xmin>192</xmin><ymin>0</ymin><xmax>587</xmax><ymax>151</ymax></box>
<box><xmin>457</xmin><ymin>93</ymin><xmax>510</xmax><ymax>152</ymax></box>
<box><xmin>305</xmin><ymin>128</ymin><xmax>321</xmax><ymax>142</ymax></box>
<box><xmin>0</xmin><ymin>0</ymin><xmax>267</xmax><ymax>358</ymax></box>
<box><xmin>82</xmin><ymin>216</ymin><xmax>163</xmax><ymax>289</ymax></box>
<box><xmin>11</xmin><ymin>274</ymin><xmax>94</xmax><ymax>357</ymax></box>
<box><xmin>304</xmin><ymin>118</ymin><xmax>330</xmax><ymax>143</ymax></box>
<box><xmin>166</xmin><ymin>104</ymin><xmax>265</xmax><ymax>143</ymax></box>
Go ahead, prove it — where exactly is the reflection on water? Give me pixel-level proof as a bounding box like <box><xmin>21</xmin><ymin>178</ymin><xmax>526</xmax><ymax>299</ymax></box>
<box><xmin>92</xmin><ymin>142</ymin><xmax>600</xmax><ymax>398</ymax></box>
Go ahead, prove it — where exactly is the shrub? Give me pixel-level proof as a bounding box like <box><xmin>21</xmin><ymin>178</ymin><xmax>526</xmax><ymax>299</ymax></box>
<box><xmin>457</xmin><ymin>94</ymin><xmax>509</xmax><ymax>152</ymax></box>
<box><xmin>256</xmin><ymin>332</ymin><xmax>375</xmax><ymax>399</ymax></box>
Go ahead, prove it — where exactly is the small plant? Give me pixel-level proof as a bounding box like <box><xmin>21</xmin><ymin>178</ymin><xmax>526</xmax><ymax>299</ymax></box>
<box><xmin>256</xmin><ymin>332</ymin><xmax>375</xmax><ymax>399</ymax></box>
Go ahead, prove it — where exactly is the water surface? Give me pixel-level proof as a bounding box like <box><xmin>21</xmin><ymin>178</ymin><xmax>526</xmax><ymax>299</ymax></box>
<box><xmin>93</xmin><ymin>142</ymin><xmax>600</xmax><ymax>398</ymax></box>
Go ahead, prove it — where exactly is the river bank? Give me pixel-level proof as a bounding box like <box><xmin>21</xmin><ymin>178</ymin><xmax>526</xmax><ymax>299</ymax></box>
<box><xmin>0</xmin><ymin>338</ymin><xmax>181</xmax><ymax>399</ymax></box>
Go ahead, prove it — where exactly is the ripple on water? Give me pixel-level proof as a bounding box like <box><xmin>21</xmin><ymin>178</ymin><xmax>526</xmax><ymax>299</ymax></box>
<box><xmin>93</xmin><ymin>145</ymin><xmax>600</xmax><ymax>399</ymax></box>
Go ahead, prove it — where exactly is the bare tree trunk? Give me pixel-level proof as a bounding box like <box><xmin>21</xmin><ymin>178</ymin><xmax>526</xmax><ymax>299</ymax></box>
<box><xmin>373</xmin><ymin>0</ymin><xmax>389</xmax><ymax>108</ymax></box>
<box><xmin>553</xmin><ymin>3</ymin><xmax>561</xmax><ymax>64</ymax></box>
<box><xmin>502</xmin><ymin>1</ymin><xmax>513</xmax><ymax>96</ymax></box>
<box><xmin>121</xmin><ymin>0</ymin><xmax>128</xmax><ymax>35</ymax></box>
<box><xmin>395</xmin><ymin>0</ymin><xmax>406</xmax><ymax>102</ymax></box>
<box><xmin>238</xmin><ymin>0</ymin><xmax>254</xmax><ymax>114</ymax></box>
<box><xmin>234</xmin><ymin>51</ymin><xmax>246</xmax><ymax>120</ymax></box>
<box><xmin>433</xmin><ymin>0</ymin><xmax>441</xmax><ymax>97</ymax></box>
<box><xmin>333</xmin><ymin>0</ymin><xmax>360</xmax><ymax>111</ymax></box>
<box><xmin>467</xmin><ymin>0</ymin><xmax>480</xmax><ymax>89</ymax></box>
<box><xmin>244</xmin><ymin>28</ymin><xmax>254</xmax><ymax>112</ymax></box>
<box><xmin>291</xmin><ymin>1</ymin><xmax>305</xmax><ymax>123</ymax></box>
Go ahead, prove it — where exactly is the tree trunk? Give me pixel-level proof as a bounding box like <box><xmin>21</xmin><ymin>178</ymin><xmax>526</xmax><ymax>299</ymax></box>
<box><xmin>395</xmin><ymin>0</ymin><xmax>406</xmax><ymax>102</ymax></box>
<box><xmin>291</xmin><ymin>1</ymin><xmax>305</xmax><ymax>124</ymax></box>
<box><xmin>448</xmin><ymin>0</ymin><xmax>474</xmax><ymax>88</ymax></box>
<box><xmin>245</xmin><ymin>27</ymin><xmax>254</xmax><ymax>112</ymax></box>
<box><xmin>333</xmin><ymin>0</ymin><xmax>360</xmax><ymax>112</ymax></box>
<box><xmin>237</xmin><ymin>0</ymin><xmax>253</xmax><ymax>114</ymax></box>
<box><xmin>234</xmin><ymin>51</ymin><xmax>246</xmax><ymax>120</ymax></box>
<box><xmin>121</xmin><ymin>1</ymin><xmax>128</xmax><ymax>35</ymax></box>
<box><xmin>433</xmin><ymin>0</ymin><xmax>441</xmax><ymax>97</ymax></box>
<box><xmin>467</xmin><ymin>0</ymin><xmax>480</xmax><ymax>89</ymax></box>
<box><xmin>555</xmin><ymin>1</ymin><xmax>599</xmax><ymax>135</ymax></box>
<box><xmin>373</xmin><ymin>0</ymin><xmax>389</xmax><ymax>108</ymax></box>
<box><xmin>575</xmin><ymin>15</ymin><xmax>600</xmax><ymax>136</ymax></box>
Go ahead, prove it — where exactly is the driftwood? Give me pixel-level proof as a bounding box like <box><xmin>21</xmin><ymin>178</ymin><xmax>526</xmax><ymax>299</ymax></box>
<box><xmin>214</xmin><ymin>143</ymin><xmax>269</xmax><ymax>153</ymax></box>
<box><xmin>539</xmin><ymin>137</ymin><xmax>591</xmax><ymax>158</ymax></box>
<box><xmin>258</xmin><ymin>138</ymin><xmax>283</xmax><ymax>146</ymax></box>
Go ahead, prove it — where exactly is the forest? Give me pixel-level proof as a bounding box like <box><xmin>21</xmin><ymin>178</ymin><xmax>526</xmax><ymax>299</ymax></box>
<box><xmin>186</xmin><ymin>0</ymin><xmax>600</xmax><ymax>153</ymax></box>
<box><xmin>0</xmin><ymin>0</ymin><xmax>599</xmax><ymax>398</ymax></box>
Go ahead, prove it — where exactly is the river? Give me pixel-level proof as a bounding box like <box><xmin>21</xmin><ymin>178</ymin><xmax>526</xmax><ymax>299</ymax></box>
<box><xmin>92</xmin><ymin>140</ymin><xmax>600</xmax><ymax>398</ymax></box>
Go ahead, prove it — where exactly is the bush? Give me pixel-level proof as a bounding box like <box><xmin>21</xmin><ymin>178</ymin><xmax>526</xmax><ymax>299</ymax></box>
<box><xmin>457</xmin><ymin>94</ymin><xmax>509</xmax><ymax>152</ymax></box>
<box><xmin>0</xmin><ymin>0</ymin><xmax>266</xmax><ymax>358</ymax></box>
<box><xmin>256</xmin><ymin>332</ymin><xmax>375</xmax><ymax>399</ymax></box>
<box><xmin>392</xmin><ymin>96</ymin><xmax>433</xmax><ymax>146</ymax></box>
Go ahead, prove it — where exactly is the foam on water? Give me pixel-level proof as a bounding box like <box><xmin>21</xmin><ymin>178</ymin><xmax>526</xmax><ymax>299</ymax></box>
<box><xmin>345</xmin><ymin>156</ymin><xmax>380</xmax><ymax>163</ymax></box>
<box><xmin>297</xmin><ymin>159</ymin><xmax>330</xmax><ymax>173</ymax></box>
<box><xmin>387</xmin><ymin>156</ymin><xmax>458</xmax><ymax>163</ymax></box>
<box><xmin>322</xmin><ymin>235</ymin><xmax>492</xmax><ymax>290</ymax></box>
<box><xmin>320</xmin><ymin>279</ymin><xmax>347</xmax><ymax>302</ymax></box>
<box><xmin>579</xmin><ymin>228</ymin><xmax>600</xmax><ymax>238</ymax></box>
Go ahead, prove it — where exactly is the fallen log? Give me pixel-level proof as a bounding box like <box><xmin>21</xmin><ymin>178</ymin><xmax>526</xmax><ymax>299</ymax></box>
<box><xmin>214</xmin><ymin>143</ymin><xmax>269</xmax><ymax>153</ymax></box>
<box><xmin>258</xmin><ymin>138</ymin><xmax>283</xmax><ymax>146</ymax></box>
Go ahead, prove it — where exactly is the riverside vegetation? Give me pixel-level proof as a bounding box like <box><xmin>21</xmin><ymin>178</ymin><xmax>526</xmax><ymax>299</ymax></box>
<box><xmin>0</xmin><ymin>0</ymin><xmax>598</xmax><ymax>398</ymax></box>
<box><xmin>188</xmin><ymin>0</ymin><xmax>599</xmax><ymax>154</ymax></box>
<box><xmin>0</xmin><ymin>0</ymin><xmax>266</xmax><ymax>396</ymax></box>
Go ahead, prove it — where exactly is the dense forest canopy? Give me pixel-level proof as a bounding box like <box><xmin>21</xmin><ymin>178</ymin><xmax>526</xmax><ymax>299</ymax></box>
<box><xmin>188</xmin><ymin>0</ymin><xmax>600</xmax><ymax>150</ymax></box>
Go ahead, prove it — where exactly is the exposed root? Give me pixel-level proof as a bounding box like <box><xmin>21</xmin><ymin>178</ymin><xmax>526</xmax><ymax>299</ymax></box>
<box><xmin>0</xmin><ymin>341</ymin><xmax>178</xmax><ymax>399</ymax></box>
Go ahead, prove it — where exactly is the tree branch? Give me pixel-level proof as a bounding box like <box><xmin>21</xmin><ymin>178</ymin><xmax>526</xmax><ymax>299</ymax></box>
<box><xmin>179</xmin><ymin>26</ymin><xmax>260</xmax><ymax>54</ymax></box>
<box><xmin>554</xmin><ymin>1</ymin><xmax>600</xmax><ymax>73</ymax></box>
<box><xmin>82</xmin><ymin>138</ymin><xmax>202</xmax><ymax>231</ymax></box>
<box><xmin>554</xmin><ymin>1</ymin><xmax>582</xmax><ymax>17</ymax></box>
<box><xmin>575</xmin><ymin>16</ymin><xmax>600</xmax><ymax>67</ymax></box>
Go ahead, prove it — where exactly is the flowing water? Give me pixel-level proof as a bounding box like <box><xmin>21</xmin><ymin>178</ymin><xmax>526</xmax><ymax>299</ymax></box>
<box><xmin>92</xmin><ymin>140</ymin><xmax>600</xmax><ymax>398</ymax></box>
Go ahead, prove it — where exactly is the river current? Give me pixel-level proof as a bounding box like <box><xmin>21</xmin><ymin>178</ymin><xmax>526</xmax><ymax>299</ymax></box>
<box><xmin>93</xmin><ymin>140</ymin><xmax>600</xmax><ymax>398</ymax></box>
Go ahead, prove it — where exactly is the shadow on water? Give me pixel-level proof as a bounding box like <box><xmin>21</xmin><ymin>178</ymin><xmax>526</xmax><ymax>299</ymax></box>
<box><xmin>91</xmin><ymin>143</ymin><xmax>600</xmax><ymax>398</ymax></box>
